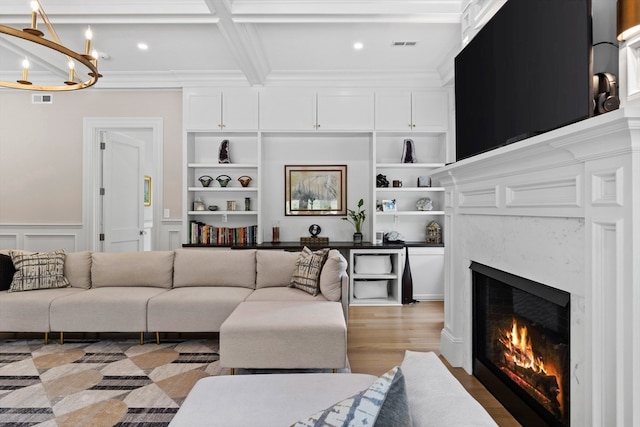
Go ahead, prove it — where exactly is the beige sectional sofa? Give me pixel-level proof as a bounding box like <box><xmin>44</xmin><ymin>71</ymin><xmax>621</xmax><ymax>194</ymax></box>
<box><xmin>0</xmin><ymin>248</ymin><xmax>349</xmax><ymax>349</ymax></box>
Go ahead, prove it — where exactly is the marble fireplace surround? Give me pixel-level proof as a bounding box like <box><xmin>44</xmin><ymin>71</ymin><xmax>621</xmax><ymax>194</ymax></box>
<box><xmin>431</xmin><ymin>107</ymin><xmax>639</xmax><ymax>427</ymax></box>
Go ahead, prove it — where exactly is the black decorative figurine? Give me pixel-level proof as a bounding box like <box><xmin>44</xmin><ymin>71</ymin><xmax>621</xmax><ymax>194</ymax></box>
<box><xmin>218</xmin><ymin>139</ymin><xmax>230</xmax><ymax>163</ymax></box>
<box><xmin>401</xmin><ymin>138</ymin><xmax>416</xmax><ymax>163</ymax></box>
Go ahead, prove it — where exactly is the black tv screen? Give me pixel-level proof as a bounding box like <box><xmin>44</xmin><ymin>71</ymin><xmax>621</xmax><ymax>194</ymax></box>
<box><xmin>455</xmin><ymin>0</ymin><xmax>593</xmax><ymax>161</ymax></box>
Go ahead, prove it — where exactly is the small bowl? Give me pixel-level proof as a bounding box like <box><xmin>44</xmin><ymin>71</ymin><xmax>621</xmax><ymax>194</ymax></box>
<box><xmin>208</xmin><ymin>205</ymin><xmax>219</xmax><ymax>211</ymax></box>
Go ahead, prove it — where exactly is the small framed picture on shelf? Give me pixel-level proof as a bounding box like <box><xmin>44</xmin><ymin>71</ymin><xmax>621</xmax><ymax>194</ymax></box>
<box><xmin>382</xmin><ymin>199</ymin><xmax>397</xmax><ymax>212</ymax></box>
<box><xmin>417</xmin><ymin>176</ymin><xmax>431</xmax><ymax>187</ymax></box>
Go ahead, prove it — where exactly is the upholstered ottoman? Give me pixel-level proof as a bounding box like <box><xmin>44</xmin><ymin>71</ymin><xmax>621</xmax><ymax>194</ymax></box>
<box><xmin>220</xmin><ymin>301</ymin><xmax>347</xmax><ymax>371</ymax></box>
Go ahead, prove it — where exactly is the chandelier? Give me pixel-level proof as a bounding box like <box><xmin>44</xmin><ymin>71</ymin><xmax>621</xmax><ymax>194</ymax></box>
<box><xmin>0</xmin><ymin>0</ymin><xmax>101</xmax><ymax>91</ymax></box>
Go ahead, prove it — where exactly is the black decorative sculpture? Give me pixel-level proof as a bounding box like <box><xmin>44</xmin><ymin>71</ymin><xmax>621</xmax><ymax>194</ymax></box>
<box><xmin>401</xmin><ymin>138</ymin><xmax>416</xmax><ymax>163</ymax></box>
<box><xmin>376</xmin><ymin>174</ymin><xmax>389</xmax><ymax>188</ymax></box>
<box><xmin>218</xmin><ymin>139</ymin><xmax>230</xmax><ymax>164</ymax></box>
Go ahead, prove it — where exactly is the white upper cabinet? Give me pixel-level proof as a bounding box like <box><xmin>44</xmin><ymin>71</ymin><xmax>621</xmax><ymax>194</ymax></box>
<box><xmin>412</xmin><ymin>90</ymin><xmax>448</xmax><ymax>131</ymax></box>
<box><xmin>375</xmin><ymin>90</ymin><xmax>448</xmax><ymax>131</ymax></box>
<box><xmin>260</xmin><ymin>88</ymin><xmax>374</xmax><ymax>131</ymax></box>
<box><xmin>317</xmin><ymin>90</ymin><xmax>375</xmax><ymax>130</ymax></box>
<box><xmin>260</xmin><ymin>89</ymin><xmax>317</xmax><ymax>130</ymax></box>
<box><xmin>375</xmin><ymin>91</ymin><xmax>412</xmax><ymax>130</ymax></box>
<box><xmin>184</xmin><ymin>88</ymin><xmax>259</xmax><ymax>131</ymax></box>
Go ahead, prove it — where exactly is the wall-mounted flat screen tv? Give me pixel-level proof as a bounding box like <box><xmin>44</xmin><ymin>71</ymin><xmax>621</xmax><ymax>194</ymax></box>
<box><xmin>454</xmin><ymin>0</ymin><xmax>593</xmax><ymax>161</ymax></box>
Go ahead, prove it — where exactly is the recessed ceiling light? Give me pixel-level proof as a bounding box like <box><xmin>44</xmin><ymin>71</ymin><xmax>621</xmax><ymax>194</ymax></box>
<box><xmin>137</xmin><ymin>43</ymin><xmax>148</xmax><ymax>51</ymax></box>
<box><xmin>353</xmin><ymin>42</ymin><xmax>364</xmax><ymax>50</ymax></box>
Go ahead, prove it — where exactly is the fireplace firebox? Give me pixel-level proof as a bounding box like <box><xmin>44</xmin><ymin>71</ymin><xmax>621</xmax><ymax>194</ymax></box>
<box><xmin>471</xmin><ymin>262</ymin><xmax>570</xmax><ymax>427</ymax></box>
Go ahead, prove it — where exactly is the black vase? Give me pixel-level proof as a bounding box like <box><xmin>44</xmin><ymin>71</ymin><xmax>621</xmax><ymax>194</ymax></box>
<box><xmin>353</xmin><ymin>232</ymin><xmax>363</xmax><ymax>244</ymax></box>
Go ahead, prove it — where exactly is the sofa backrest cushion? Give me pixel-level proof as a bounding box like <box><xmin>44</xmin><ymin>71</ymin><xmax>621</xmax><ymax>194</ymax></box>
<box><xmin>319</xmin><ymin>249</ymin><xmax>346</xmax><ymax>302</ymax></box>
<box><xmin>173</xmin><ymin>248</ymin><xmax>256</xmax><ymax>288</ymax></box>
<box><xmin>64</xmin><ymin>251</ymin><xmax>92</xmax><ymax>289</ymax></box>
<box><xmin>91</xmin><ymin>251</ymin><xmax>175</xmax><ymax>288</ymax></box>
<box><xmin>256</xmin><ymin>250</ymin><xmax>300</xmax><ymax>288</ymax></box>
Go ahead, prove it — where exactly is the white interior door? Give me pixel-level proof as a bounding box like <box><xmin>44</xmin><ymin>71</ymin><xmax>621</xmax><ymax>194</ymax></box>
<box><xmin>102</xmin><ymin>131</ymin><xmax>144</xmax><ymax>252</ymax></box>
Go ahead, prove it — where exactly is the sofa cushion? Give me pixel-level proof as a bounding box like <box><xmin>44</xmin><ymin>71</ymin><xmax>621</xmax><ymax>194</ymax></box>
<box><xmin>173</xmin><ymin>249</ymin><xmax>256</xmax><ymax>288</ymax></box>
<box><xmin>319</xmin><ymin>249</ymin><xmax>346</xmax><ymax>302</ymax></box>
<box><xmin>9</xmin><ymin>249</ymin><xmax>70</xmax><ymax>292</ymax></box>
<box><xmin>148</xmin><ymin>286</ymin><xmax>254</xmax><ymax>332</ymax></box>
<box><xmin>256</xmin><ymin>250</ymin><xmax>300</xmax><ymax>288</ymax></box>
<box><xmin>247</xmin><ymin>287</ymin><xmax>329</xmax><ymax>302</ymax></box>
<box><xmin>0</xmin><ymin>254</ymin><xmax>16</xmax><ymax>291</ymax></box>
<box><xmin>400</xmin><ymin>351</ymin><xmax>498</xmax><ymax>427</ymax></box>
<box><xmin>292</xmin><ymin>366</ymin><xmax>411</xmax><ymax>427</ymax></box>
<box><xmin>0</xmin><ymin>288</ymin><xmax>84</xmax><ymax>332</ymax></box>
<box><xmin>49</xmin><ymin>287</ymin><xmax>168</xmax><ymax>332</ymax></box>
<box><xmin>91</xmin><ymin>251</ymin><xmax>174</xmax><ymax>288</ymax></box>
<box><xmin>64</xmin><ymin>251</ymin><xmax>92</xmax><ymax>289</ymax></box>
<box><xmin>290</xmin><ymin>247</ymin><xmax>329</xmax><ymax>296</ymax></box>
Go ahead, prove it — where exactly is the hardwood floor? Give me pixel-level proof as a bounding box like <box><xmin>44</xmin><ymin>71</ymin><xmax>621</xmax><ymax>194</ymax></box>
<box><xmin>347</xmin><ymin>302</ymin><xmax>521</xmax><ymax>427</ymax></box>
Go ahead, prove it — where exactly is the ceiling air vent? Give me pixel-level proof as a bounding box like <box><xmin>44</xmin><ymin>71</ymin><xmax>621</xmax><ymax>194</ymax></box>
<box><xmin>32</xmin><ymin>94</ymin><xmax>53</xmax><ymax>104</ymax></box>
<box><xmin>392</xmin><ymin>41</ymin><xmax>418</xmax><ymax>46</ymax></box>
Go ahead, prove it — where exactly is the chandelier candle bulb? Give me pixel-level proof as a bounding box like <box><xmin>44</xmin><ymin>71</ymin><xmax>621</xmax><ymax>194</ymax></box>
<box><xmin>30</xmin><ymin>1</ymin><xmax>38</xmax><ymax>30</ymax></box>
<box><xmin>85</xmin><ymin>26</ymin><xmax>92</xmax><ymax>55</ymax></box>
<box><xmin>91</xmin><ymin>49</ymin><xmax>98</xmax><ymax>66</ymax></box>
<box><xmin>64</xmin><ymin>60</ymin><xmax>75</xmax><ymax>85</ymax></box>
<box><xmin>20</xmin><ymin>58</ymin><xmax>29</xmax><ymax>83</ymax></box>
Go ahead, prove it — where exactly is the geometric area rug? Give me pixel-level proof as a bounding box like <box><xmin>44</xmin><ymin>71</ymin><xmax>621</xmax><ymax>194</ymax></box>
<box><xmin>0</xmin><ymin>339</ymin><xmax>225</xmax><ymax>426</ymax></box>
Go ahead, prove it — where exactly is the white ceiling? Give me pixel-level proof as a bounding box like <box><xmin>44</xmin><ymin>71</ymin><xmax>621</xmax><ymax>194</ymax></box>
<box><xmin>0</xmin><ymin>0</ymin><xmax>463</xmax><ymax>89</ymax></box>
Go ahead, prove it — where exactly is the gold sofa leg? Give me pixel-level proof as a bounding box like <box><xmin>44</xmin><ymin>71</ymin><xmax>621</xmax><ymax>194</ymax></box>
<box><xmin>59</xmin><ymin>332</ymin><xmax>64</xmax><ymax>345</ymax></box>
<box><xmin>140</xmin><ymin>332</ymin><xmax>144</xmax><ymax>345</ymax></box>
<box><xmin>230</xmin><ymin>368</ymin><xmax>235</xmax><ymax>375</ymax></box>
<box><xmin>333</xmin><ymin>368</ymin><xmax>338</xmax><ymax>373</ymax></box>
<box><xmin>156</xmin><ymin>332</ymin><xmax>160</xmax><ymax>345</ymax></box>
<box><xmin>44</xmin><ymin>332</ymin><xmax>48</xmax><ymax>345</ymax></box>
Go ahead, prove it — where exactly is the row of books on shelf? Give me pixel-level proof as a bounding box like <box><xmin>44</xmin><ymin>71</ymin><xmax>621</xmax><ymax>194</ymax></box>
<box><xmin>189</xmin><ymin>221</ymin><xmax>258</xmax><ymax>245</ymax></box>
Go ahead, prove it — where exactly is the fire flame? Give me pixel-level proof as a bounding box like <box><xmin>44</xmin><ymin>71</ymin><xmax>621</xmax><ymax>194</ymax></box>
<box><xmin>498</xmin><ymin>318</ymin><xmax>565</xmax><ymax>419</ymax></box>
<box><xmin>499</xmin><ymin>319</ymin><xmax>547</xmax><ymax>374</ymax></box>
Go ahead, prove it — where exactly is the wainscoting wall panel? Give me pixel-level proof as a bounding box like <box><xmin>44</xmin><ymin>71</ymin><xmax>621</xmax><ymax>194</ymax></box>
<box><xmin>0</xmin><ymin>225</ymin><xmax>83</xmax><ymax>252</ymax></box>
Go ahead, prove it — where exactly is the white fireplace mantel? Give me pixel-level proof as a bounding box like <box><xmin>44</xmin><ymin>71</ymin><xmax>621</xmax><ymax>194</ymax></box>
<box><xmin>431</xmin><ymin>106</ymin><xmax>639</xmax><ymax>427</ymax></box>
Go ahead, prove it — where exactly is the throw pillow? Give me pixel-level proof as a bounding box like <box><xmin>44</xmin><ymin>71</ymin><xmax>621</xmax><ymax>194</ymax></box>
<box><xmin>9</xmin><ymin>249</ymin><xmax>70</xmax><ymax>292</ymax></box>
<box><xmin>0</xmin><ymin>253</ymin><xmax>16</xmax><ymax>291</ymax></box>
<box><xmin>319</xmin><ymin>249</ymin><xmax>347</xmax><ymax>301</ymax></box>
<box><xmin>290</xmin><ymin>246</ymin><xmax>330</xmax><ymax>296</ymax></box>
<box><xmin>291</xmin><ymin>366</ymin><xmax>412</xmax><ymax>427</ymax></box>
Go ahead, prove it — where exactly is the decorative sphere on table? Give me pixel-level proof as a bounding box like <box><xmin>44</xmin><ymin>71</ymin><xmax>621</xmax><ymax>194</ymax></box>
<box><xmin>309</xmin><ymin>224</ymin><xmax>321</xmax><ymax>237</ymax></box>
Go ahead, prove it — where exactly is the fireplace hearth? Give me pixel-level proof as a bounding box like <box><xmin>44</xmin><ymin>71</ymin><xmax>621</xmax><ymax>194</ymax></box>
<box><xmin>472</xmin><ymin>262</ymin><xmax>570</xmax><ymax>427</ymax></box>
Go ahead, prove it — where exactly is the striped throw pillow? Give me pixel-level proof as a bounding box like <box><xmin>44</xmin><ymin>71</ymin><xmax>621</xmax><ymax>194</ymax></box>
<box><xmin>290</xmin><ymin>246</ymin><xmax>329</xmax><ymax>296</ymax></box>
<box><xmin>9</xmin><ymin>249</ymin><xmax>70</xmax><ymax>292</ymax></box>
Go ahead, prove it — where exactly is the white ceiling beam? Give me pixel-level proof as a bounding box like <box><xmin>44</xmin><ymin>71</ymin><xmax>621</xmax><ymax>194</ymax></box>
<box><xmin>205</xmin><ymin>0</ymin><xmax>270</xmax><ymax>86</ymax></box>
<box><xmin>232</xmin><ymin>0</ymin><xmax>462</xmax><ymax>23</ymax></box>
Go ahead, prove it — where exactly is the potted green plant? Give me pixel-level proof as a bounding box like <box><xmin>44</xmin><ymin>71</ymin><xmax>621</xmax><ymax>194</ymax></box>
<box><xmin>343</xmin><ymin>198</ymin><xmax>366</xmax><ymax>243</ymax></box>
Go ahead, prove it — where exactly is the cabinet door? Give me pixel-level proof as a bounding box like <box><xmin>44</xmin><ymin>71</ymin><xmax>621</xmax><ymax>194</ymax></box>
<box><xmin>259</xmin><ymin>89</ymin><xmax>317</xmax><ymax>130</ymax></box>
<box><xmin>222</xmin><ymin>89</ymin><xmax>259</xmax><ymax>130</ymax></box>
<box><xmin>317</xmin><ymin>90</ymin><xmax>374</xmax><ymax>130</ymax></box>
<box><xmin>412</xmin><ymin>90</ymin><xmax>448</xmax><ymax>131</ymax></box>
<box><xmin>184</xmin><ymin>89</ymin><xmax>222</xmax><ymax>130</ymax></box>
<box><xmin>375</xmin><ymin>91</ymin><xmax>412</xmax><ymax>130</ymax></box>
<box><xmin>408</xmin><ymin>247</ymin><xmax>444</xmax><ymax>300</ymax></box>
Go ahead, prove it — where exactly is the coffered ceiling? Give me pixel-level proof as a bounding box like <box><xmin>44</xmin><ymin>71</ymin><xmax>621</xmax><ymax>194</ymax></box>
<box><xmin>0</xmin><ymin>0</ymin><xmax>463</xmax><ymax>88</ymax></box>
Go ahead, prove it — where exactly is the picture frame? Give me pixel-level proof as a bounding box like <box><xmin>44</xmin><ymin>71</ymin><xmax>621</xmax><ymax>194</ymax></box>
<box><xmin>144</xmin><ymin>175</ymin><xmax>152</xmax><ymax>206</ymax></box>
<box><xmin>285</xmin><ymin>165</ymin><xmax>347</xmax><ymax>216</ymax></box>
<box><xmin>382</xmin><ymin>199</ymin><xmax>397</xmax><ymax>212</ymax></box>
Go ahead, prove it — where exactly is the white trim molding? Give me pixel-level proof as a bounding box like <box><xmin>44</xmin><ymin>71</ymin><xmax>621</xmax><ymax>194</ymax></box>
<box><xmin>432</xmin><ymin>107</ymin><xmax>640</xmax><ymax>426</ymax></box>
